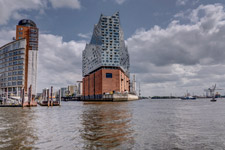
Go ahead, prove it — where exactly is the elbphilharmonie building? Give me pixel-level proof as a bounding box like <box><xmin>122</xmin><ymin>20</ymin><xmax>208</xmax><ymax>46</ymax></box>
<box><xmin>82</xmin><ymin>12</ymin><xmax>130</xmax><ymax>100</ymax></box>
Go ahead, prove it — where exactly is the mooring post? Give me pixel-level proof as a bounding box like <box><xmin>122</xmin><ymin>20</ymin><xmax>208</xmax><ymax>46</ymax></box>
<box><xmin>22</xmin><ymin>88</ymin><xmax>25</xmax><ymax>107</ymax></box>
<box><xmin>51</xmin><ymin>86</ymin><xmax>53</xmax><ymax>106</ymax></box>
<box><xmin>47</xmin><ymin>89</ymin><xmax>50</xmax><ymax>107</ymax></box>
<box><xmin>29</xmin><ymin>85</ymin><xmax>32</xmax><ymax>107</ymax></box>
<box><xmin>28</xmin><ymin>85</ymin><xmax>30</xmax><ymax>106</ymax></box>
<box><xmin>45</xmin><ymin>89</ymin><xmax>47</xmax><ymax>101</ymax></box>
<box><xmin>59</xmin><ymin>89</ymin><xmax>61</xmax><ymax>106</ymax></box>
<box><xmin>20</xmin><ymin>88</ymin><xmax>22</xmax><ymax>104</ymax></box>
<box><xmin>5</xmin><ymin>88</ymin><xmax>8</xmax><ymax>105</ymax></box>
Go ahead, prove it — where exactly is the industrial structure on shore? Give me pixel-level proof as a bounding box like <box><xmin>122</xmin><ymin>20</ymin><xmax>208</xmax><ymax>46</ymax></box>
<box><xmin>0</xmin><ymin>19</ymin><xmax>38</xmax><ymax>106</ymax></box>
<box><xmin>82</xmin><ymin>12</ymin><xmax>138</xmax><ymax>101</ymax></box>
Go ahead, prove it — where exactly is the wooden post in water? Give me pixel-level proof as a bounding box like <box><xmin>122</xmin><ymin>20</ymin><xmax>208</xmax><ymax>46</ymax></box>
<box><xmin>28</xmin><ymin>85</ymin><xmax>30</xmax><ymax>106</ymax></box>
<box><xmin>51</xmin><ymin>86</ymin><xmax>53</xmax><ymax>106</ymax></box>
<box><xmin>22</xmin><ymin>88</ymin><xmax>25</xmax><ymax>107</ymax></box>
<box><xmin>29</xmin><ymin>85</ymin><xmax>32</xmax><ymax>107</ymax></box>
<box><xmin>45</xmin><ymin>89</ymin><xmax>47</xmax><ymax>101</ymax></box>
<box><xmin>42</xmin><ymin>89</ymin><xmax>44</xmax><ymax>102</ymax></box>
<box><xmin>20</xmin><ymin>88</ymin><xmax>22</xmax><ymax>105</ymax></box>
<box><xmin>59</xmin><ymin>89</ymin><xmax>61</xmax><ymax>106</ymax></box>
<box><xmin>47</xmin><ymin>89</ymin><xmax>50</xmax><ymax>107</ymax></box>
<box><xmin>5</xmin><ymin>88</ymin><xmax>8</xmax><ymax>104</ymax></box>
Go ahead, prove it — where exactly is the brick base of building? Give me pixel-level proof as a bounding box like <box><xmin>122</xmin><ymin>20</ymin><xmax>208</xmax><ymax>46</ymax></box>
<box><xmin>82</xmin><ymin>67</ymin><xmax>129</xmax><ymax>100</ymax></box>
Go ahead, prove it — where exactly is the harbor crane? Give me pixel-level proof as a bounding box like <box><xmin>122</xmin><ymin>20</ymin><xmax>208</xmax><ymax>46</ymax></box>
<box><xmin>204</xmin><ymin>84</ymin><xmax>223</xmax><ymax>102</ymax></box>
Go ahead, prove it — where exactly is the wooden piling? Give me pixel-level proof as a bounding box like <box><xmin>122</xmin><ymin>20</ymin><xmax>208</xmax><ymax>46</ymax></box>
<box><xmin>51</xmin><ymin>86</ymin><xmax>53</xmax><ymax>106</ymax></box>
<box><xmin>28</xmin><ymin>85</ymin><xmax>32</xmax><ymax>107</ymax></box>
<box><xmin>5</xmin><ymin>88</ymin><xmax>8</xmax><ymax>105</ymax></box>
<box><xmin>47</xmin><ymin>89</ymin><xmax>50</xmax><ymax>107</ymax></box>
<box><xmin>22</xmin><ymin>88</ymin><xmax>25</xmax><ymax>107</ymax></box>
<box><xmin>59</xmin><ymin>89</ymin><xmax>61</xmax><ymax>106</ymax></box>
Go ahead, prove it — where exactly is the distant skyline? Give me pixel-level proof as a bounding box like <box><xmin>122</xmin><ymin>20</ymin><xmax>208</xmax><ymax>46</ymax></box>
<box><xmin>1</xmin><ymin>0</ymin><xmax>225</xmax><ymax>96</ymax></box>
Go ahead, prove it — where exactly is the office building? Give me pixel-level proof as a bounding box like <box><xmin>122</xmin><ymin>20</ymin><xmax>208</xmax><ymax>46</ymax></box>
<box><xmin>0</xmin><ymin>19</ymin><xmax>38</xmax><ymax>96</ymax></box>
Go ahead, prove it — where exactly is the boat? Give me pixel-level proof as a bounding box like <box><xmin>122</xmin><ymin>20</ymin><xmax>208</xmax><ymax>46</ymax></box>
<box><xmin>38</xmin><ymin>100</ymin><xmax>60</xmax><ymax>106</ymax></box>
<box><xmin>210</xmin><ymin>99</ymin><xmax>217</xmax><ymax>102</ymax></box>
<box><xmin>181</xmin><ymin>96</ymin><xmax>196</xmax><ymax>100</ymax></box>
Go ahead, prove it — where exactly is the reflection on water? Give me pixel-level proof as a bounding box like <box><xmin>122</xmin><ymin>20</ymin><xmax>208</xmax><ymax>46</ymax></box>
<box><xmin>0</xmin><ymin>108</ymin><xmax>38</xmax><ymax>150</ymax></box>
<box><xmin>80</xmin><ymin>102</ymin><xmax>134</xmax><ymax>149</ymax></box>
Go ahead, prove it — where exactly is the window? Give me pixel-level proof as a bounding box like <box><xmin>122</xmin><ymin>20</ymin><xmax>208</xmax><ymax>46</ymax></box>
<box><xmin>17</xmin><ymin>76</ymin><xmax>23</xmax><ymax>80</ymax></box>
<box><xmin>106</xmin><ymin>73</ymin><xmax>112</xmax><ymax>78</ymax></box>
<box><xmin>18</xmin><ymin>66</ymin><xmax>23</xmax><ymax>70</ymax></box>
<box><xmin>18</xmin><ymin>71</ymin><xmax>23</xmax><ymax>75</ymax></box>
<box><xmin>30</xmin><ymin>29</ymin><xmax>37</xmax><ymax>33</ymax></box>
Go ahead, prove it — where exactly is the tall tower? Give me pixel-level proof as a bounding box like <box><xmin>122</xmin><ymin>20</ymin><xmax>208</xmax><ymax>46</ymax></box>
<box><xmin>82</xmin><ymin>12</ymin><xmax>130</xmax><ymax>100</ymax></box>
<box><xmin>16</xmin><ymin>19</ymin><xmax>38</xmax><ymax>94</ymax></box>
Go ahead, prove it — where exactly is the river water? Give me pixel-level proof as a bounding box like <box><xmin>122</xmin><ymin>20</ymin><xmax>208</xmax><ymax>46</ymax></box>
<box><xmin>1</xmin><ymin>99</ymin><xmax>225</xmax><ymax>150</ymax></box>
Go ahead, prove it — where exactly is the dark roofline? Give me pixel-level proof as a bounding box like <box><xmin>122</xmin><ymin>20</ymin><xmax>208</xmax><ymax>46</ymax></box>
<box><xmin>18</xmin><ymin>19</ymin><xmax>37</xmax><ymax>27</ymax></box>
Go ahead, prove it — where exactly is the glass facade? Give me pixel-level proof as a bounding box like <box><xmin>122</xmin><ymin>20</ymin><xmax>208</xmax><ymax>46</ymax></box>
<box><xmin>82</xmin><ymin>12</ymin><xmax>130</xmax><ymax>77</ymax></box>
<box><xmin>0</xmin><ymin>39</ymin><xmax>26</xmax><ymax>95</ymax></box>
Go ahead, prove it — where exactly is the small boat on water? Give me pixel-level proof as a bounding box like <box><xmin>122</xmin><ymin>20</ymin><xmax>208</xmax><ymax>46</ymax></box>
<box><xmin>38</xmin><ymin>100</ymin><xmax>60</xmax><ymax>106</ymax></box>
<box><xmin>181</xmin><ymin>96</ymin><xmax>196</xmax><ymax>100</ymax></box>
<box><xmin>210</xmin><ymin>99</ymin><xmax>217</xmax><ymax>102</ymax></box>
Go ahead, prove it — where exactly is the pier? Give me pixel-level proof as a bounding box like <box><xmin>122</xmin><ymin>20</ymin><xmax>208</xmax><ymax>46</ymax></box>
<box><xmin>0</xmin><ymin>85</ymin><xmax>37</xmax><ymax>107</ymax></box>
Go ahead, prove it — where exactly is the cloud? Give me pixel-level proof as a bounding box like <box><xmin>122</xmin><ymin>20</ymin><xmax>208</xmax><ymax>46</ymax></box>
<box><xmin>127</xmin><ymin>3</ymin><xmax>225</xmax><ymax>96</ymax></box>
<box><xmin>48</xmin><ymin>0</ymin><xmax>81</xmax><ymax>9</ymax></box>
<box><xmin>0</xmin><ymin>0</ymin><xmax>81</xmax><ymax>25</ymax></box>
<box><xmin>176</xmin><ymin>0</ymin><xmax>188</xmax><ymax>6</ymax></box>
<box><xmin>77</xmin><ymin>32</ymin><xmax>92</xmax><ymax>39</ymax></box>
<box><xmin>115</xmin><ymin>0</ymin><xmax>127</xmax><ymax>5</ymax></box>
<box><xmin>102</xmin><ymin>0</ymin><xmax>128</xmax><ymax>5</ymax></box>
<box><xmin>37</xmin><ymin>34</ymin><xmax>86</xmax><ymax>91</ymax></box>
<box><xmin>0</xmin><ymin>0</ymin><xmax>45</xmax><ymax>25</ymax></box>
<box><xmin>0</xmin><ymin>29</ymin><xmax>16</xmax><ymax>46</ymax></box>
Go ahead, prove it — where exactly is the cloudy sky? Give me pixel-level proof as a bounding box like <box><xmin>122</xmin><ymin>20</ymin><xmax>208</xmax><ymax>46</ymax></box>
<box><xmin>1</xmin><ymin>0</ymin><xmax>225</xmax><ymax>96</ymax></box>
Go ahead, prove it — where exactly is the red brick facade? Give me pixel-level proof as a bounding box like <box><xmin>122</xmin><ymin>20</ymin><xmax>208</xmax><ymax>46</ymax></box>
<box><xmin>83</xmin><ymin>68</ymin><xmax>129</xmax><ymax>98</ymax></box>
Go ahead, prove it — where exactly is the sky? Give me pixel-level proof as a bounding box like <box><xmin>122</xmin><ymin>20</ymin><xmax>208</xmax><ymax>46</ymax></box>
<box><xmin>1</xmin><ymin>0</ymin><xmax>225</xmax><ymax>96</ymax></box>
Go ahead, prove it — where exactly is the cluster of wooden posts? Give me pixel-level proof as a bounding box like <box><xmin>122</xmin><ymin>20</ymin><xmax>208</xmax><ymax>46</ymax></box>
<box><xmin>40</xmin><ymin>86</ymin><xmax>61</xmax><ymax>106</ymax></box>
